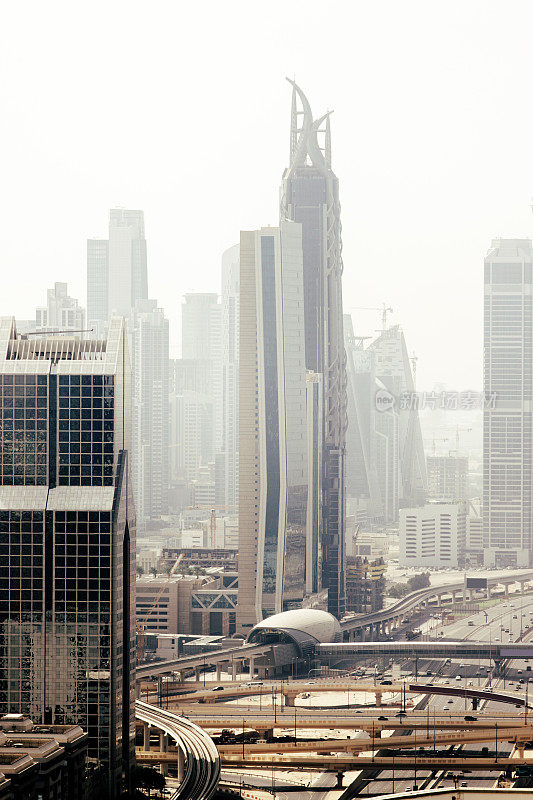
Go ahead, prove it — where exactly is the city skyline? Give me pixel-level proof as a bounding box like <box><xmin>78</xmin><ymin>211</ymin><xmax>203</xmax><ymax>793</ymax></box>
<box><xmin>5</xmin><ymin>3</ymin><xmax>533</xmax><ymax>391</ymax></box>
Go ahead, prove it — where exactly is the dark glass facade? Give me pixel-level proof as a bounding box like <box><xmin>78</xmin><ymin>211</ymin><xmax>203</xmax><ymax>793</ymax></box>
<box><xmin>283</xmin><ymin>163</ymin><xmax>346</xmax><ymax>619</ymax></box>
<box><xmin>0</xmin><ymin>320</ymin><xmax>135</xmax><ymax>800</ymax></box>
<box><xmin>0</xmin><ymin>374</ymin><xmax>48</xmax><ymax>485</ymax></box>
<box><xmin>57</xmin><ymin>375</ymin><xmax>115</xmax><ymax>486</ymax></box>
<box><xmin>260</xmin><ymin>236</ymin><xmax>280</xmax><ymax>599</ymax></box>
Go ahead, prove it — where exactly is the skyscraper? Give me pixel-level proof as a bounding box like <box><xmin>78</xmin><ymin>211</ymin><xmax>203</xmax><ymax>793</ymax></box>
<box><xmin>35</xmin><ymin>282</ymin><xmax>86</xmax><ymax>334</ymax></box>
<box><xmin>369</xmin><ymin>325</ymin><xmax>427</xmax><ymax>516</ymax></box>
<box><xmin>87</xmin><ymin>209</ymin><xmax>148</xmax><ymax>333</ymax></box>
<box><xmin>181</xmin><ymin>293</ymin><xmax>222</xmax><ymax>455</ymax></box>
<box><xmin>238</xmin><ymin>221</ymin><xmax>309</xmax><ymax>629</ymax></box>
<box><xmin>131</xmin><ymin>299</ymin><xmax>169</xmax><ymax>525</ymax></box>
<box><xmin>280</xmin><ymin>81</ymin><xmax>347</xmax><ymax>618</ymax></box>
<box><xmin>483</xmin><ymin>239</ymin><xmax>533</xmax><ymax>567</ymax></box>
<box><xmin>344</xmin><ymin>316</ymin><xmax>427</xmax><ymax>524</ymax></box>
<box><xmin>86</xmin><ymin>210</ymin><xmax>169</xmax><ymax>530</ymax></box>
<box><xmin>0</xmin><ymin>317</ymin><xmax>136</xmax><ymax>798</ymax></box>
<box><xmin>221</xmin><ymin>245</ymin><xmax>240</xmax><ymax>509</ymax></box>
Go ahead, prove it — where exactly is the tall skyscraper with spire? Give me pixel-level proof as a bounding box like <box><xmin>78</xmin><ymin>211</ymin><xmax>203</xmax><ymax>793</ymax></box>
<box><xmin>280</xmin><ymin>81</ymin><xmax>347</xmax><ymax>618</ymax></box>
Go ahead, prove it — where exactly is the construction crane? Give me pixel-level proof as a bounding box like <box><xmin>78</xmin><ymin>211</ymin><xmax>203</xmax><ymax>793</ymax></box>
<box><xmin>410</xmin><ymin>353</ymin><xmax>418</xmax><ymax>388</ymax></box>
<box><xmin>187</xmin><ymin>505</ymin><xmax>237</xmax><ymax>548</ymax></box>
<box><xmin>453</xmin><ymin>425</ymin><xmax>472</xmax><ymax>454</ymax></box>
<box><xmin>136</xmin><ymin>553</ymin><xmax>184</xmax><ymax>663</ymax></box>
<box><xmin>350</xmin><ymin>303</ymin><xmax>393</xmax><ymax>333</ymax></box>
<box><xmin>20</xmin><ymin>328</ymin><xmax>94</xmax><ymax>339</ymax></box>
<box><xmin>352</xmin><ymin>524</ymin><xmax>361</xmax><ymax>556</ymax></box>
<box><xmin>431</xmin><ymin>437</ymin><xmax>449</xmax><ymax>455</ymax></box>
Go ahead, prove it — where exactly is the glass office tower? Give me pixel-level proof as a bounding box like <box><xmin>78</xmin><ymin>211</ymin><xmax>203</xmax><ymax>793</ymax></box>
<box><xmin>280</xmin><ymin>81</ymin><xmax>347</xmax><ymax>618</ymax></box>
<box><xmin>238</xmin><ymin>221</ymin><xmax>309</xmax><ymax>627</ymax></box>
<box><xmin>0</xmin><ymin>316</ymin><xmax>136</xmax><ymax>799</ymax></box>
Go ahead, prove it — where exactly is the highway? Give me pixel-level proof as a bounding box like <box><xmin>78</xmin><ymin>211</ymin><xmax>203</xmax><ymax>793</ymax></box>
<box><xmin>135</xmin><ymin>700</ymin><xmax>220</xmax><ymax>800</ymax></box>
<box><xmin>356</xmin><ymin>595</ymin><xmax>533</xmax><ymax>796</ymax></box>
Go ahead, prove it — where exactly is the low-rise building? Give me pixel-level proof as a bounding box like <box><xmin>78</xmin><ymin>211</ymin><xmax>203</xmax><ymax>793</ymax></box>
<box><xmin>345</xmin><ymin>556</ymin><xmax>386</xmax><ymax>614</ymax></box>
<box><xmin>0</xmin><ymin>714</ymin><xmax>87</xmax><ymax>800</ymax></box>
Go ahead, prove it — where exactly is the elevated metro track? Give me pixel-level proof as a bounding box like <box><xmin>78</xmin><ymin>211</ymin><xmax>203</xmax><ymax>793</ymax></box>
<box><xmin>136</xmin><ymin>643</ymin><xmax>271</xmax><ymax>679</ymax></box>
<box><xmin>136</xmin><ymin>573</ymin><xmax>533</xmax><ymax>682</ymax></box>
<box><xmin>135</xmin><ymin>700</ymin><xmax>220</xmax><ymax>800</ymax></box>
<box><xmin>341</xmin><ymin>570</ymin><xmax>533</xmax><ymax>633</ymax></box>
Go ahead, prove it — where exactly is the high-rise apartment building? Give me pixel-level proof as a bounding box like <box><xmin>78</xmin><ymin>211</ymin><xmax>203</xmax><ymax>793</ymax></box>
<box><xmin>221</xmin><ymin>245</ymin><xmax>240</xmax><ymax>510</ymax></box>
<box><xmin>483</xmin><ymin>239</ymin><xmax>533</xmax><ymax>567</ymax></box>
<box><xmin>35</xmin><ymin>282</ymin><xmax>86</xmax><ymax>334</ymax></box>
<box><xmin>280</xmin><ymin>82</ymin><xmax>347</xmax><ymax>618</ymax></box>
<box><xmin>0</xmin><ymin>317</ymin><xmax>136</xmax><ymax>798</ymax></box>
<box><xmin>238</xmin><ymin>222</ymin><xmax>309</xmax><ymax>629</ymax></box>
<box><xmin>131</xmin><ymin>300</ymin><xmax>169</xmax><ymax>525</ymax></box>
<box><xmin>181</xmin><ymin>293</ymin><xmax>222</xmax><ymax>454</ymax></box>
<box><xmin>427</xmin><ymin>455</ymin><xmax>469</xmax><ymax>501</ymax></box>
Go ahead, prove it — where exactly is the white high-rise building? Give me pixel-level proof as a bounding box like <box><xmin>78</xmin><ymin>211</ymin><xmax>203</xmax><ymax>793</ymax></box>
<box><xmin>131</xmin><ymin>299</ymin><xmax>169</xmax><ymax>526</ymax></box>
<box><xmin>221</xmin><ymin>244</ymin><xmax>239</xmax><ymax>509</ymax></box>
<box><xmin>35</xmin><ymin>282</ymin><xmax>86</xmax><ymax>334</ymax></box>
<box><xmin>483</xmin><ymin>239</ymin><xmax>533</xmax><ymax>567</ymax></box>
<box><xmin>181</xmin><ymin>293</ymin><xmax>222</xmax><ymax>455</ymax></box>
<box><xmin>238</xmin><ymin>221</ymin><xmax>310</xmax><ymax>630</ymax></box>
<box><xmin>87</xmin><ymin>208</ymin><xmax>148</xmax><ymax>332</ymax></box>
<box><xmin>86</xmin><ymin>210</ymin><xmax>169</xmax><ymax>532</ymax></box>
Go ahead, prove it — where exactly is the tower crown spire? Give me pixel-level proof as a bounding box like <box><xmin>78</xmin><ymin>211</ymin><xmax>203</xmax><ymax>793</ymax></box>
<box><xmin>286</xmin><ymin>78</ymin><xmax>333</xmax><ymax>175</ymax></box>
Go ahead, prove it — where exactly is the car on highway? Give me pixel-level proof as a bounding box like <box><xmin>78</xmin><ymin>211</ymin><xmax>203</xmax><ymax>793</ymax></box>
<box><xmin>378</xmin><ymin>716</ymin><xmax>388</xmax><ymax>721</ymax></box>
<box><xmin>464</xmin><ymin>715</ymin><xmax>477</xmax><ymax>721</ymax></box>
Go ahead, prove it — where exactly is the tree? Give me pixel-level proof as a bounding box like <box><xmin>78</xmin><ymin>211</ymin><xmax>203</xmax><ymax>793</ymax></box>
<box><xmin>407</xmin><ymin>572</ymin><xmax>431</xmax><ymax>591</ymax></box>
<box><xmin>133</xmin><ymin>765</ymin><xmax>166</xmax><ymax>798</ymax></box>
<box><xmin>136</xmin><ymin>565</ymin><xmax>144</xmax><ymax>576</ymax></box>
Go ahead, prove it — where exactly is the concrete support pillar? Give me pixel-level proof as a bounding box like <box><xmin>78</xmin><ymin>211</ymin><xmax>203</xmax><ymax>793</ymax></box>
<box><xmin>178</xmin><ymin>670</ymin><xmax>185</xmax><ymax>683</ymax></box>
<box><xmin>135</xmin><ymin>681</ymin><xmax>141</xmax><ymax>699</ymax></box>
<box><xmin>375</xmin><ymin>692</ymin><xmax>382</xmax><ymax>707</ymax></box>
<box><xmin>195</xmin><ymin>665</ymin><xmax>201</xmax><ymax>682</ymax></box>
<box><xmin>336</xmin><ymin>772</ymin><xmax>344</xmax><ymax>788</ymax></box>
<box><xmin>517</xmin><ymin>744</ymin><xmax>525</xmax><ymax>759</ymax></box>
<box><xmin>160</xmin><ymin>732</ymin><xmax>168</xmax><ymax>752</ymax></box>
<box><xmin>177</xmin><ymin>747</ymin><xmax>185</xmax><ymax>782</ymax></box>
<box><xmin>285</xmin><ymin>692</ymin><xmax>295</xmax><ymax>707</ymax></box>
<box><xmin>249</xmin><ymin>657</ymin><xmax>255</xmax><ymax>678</ymax></box>
<box><xmin>143</xmin><ymin>723</ymin><xmax>150</xmax><ymax>751</ymax></box>
<box><xmin>232</xmin><ymin>661</ymin><xmax>237</xmax><ymax>681</ymax></box>
<box><xmin>216</xmin><ymin>663</ymin><xmax>222</xmax><ymax>681</ymax></box>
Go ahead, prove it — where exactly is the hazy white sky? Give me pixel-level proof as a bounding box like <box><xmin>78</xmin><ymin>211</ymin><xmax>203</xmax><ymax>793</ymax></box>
<box><xmin>2</xmin><ymin>0</ymin><xmax>533</xmax><ymax>389</ymax></box>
